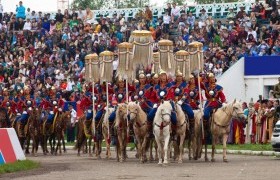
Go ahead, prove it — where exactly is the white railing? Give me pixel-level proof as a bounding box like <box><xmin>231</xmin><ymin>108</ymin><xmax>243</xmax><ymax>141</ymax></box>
<box><xmin>46</xmin><ymin>1</ymin><xmax>254</xmax><ymax>20</ymax></box>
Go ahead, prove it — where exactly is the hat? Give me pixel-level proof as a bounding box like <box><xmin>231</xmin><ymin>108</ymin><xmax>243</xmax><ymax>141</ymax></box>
<box><xmin>159</xmin><ymin>69</ymin><xmax>167</xmax><ymax>75</ymax></box>
<box><xmin>139</xmin><ymin>70</ymin><xmax>146</xmax><ymax>79</ymax></box>
<box><xmin>153</xmin><ymin>73</ymin><xmax>159</xmax><ymax>79</ymax></box>
<box><xmin>175</xmin><ymin>68</ymin><xmax>183</xmax><ymax>77</ymax></box>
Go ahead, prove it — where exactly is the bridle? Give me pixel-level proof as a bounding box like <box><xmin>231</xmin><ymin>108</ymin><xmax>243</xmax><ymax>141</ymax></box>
<box><xmin>154</xmin><ymin>108</ymin><xmax>171</xmax><ymax>130</ymax></box>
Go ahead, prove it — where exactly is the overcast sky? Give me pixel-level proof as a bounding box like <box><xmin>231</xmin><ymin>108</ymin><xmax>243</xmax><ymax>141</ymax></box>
<box><xmin>1</xmin><ymin>0</ymin><xmax>169</xmax><ymax>13</ymax></box>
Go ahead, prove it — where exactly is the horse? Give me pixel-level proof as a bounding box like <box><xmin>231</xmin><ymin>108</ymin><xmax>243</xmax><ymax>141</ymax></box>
<box><xmin>94</xmin><ymin>110</ymin><xmax>104</xmax><ymax>159</ymax></box>
<box><xmin>189</xmin><ymin>110</ymin><xmax>204</xmax><ymax>161</ymax></box>
<box><xmin>76</xmin><ymin>111</ymin><xmax>94</xmax><ymax>157</ymax></box>
<box><xmin>102</xmin><ymin>107</ymin><xmax>115</xmax><ymax>159</ymax></box>
<box><xmin>0</xmin><ymin>107</ymin><xmax>10</xmax><ymax>128</ymax></box>
<box><xmin>127</xmin><ymin>101</ymin><xmax>148</xmax><ymax>163</ymax></box>
<box><xmin>207</xmin><ymin>99</ymin><xmax>245</xmax><ymax>162</ymax></box>
<box><xmin>42</xmin><ymin>110</ymin><xmax>57</xmax><ymax>155</ymax></box>
<box><xmin>115</xmin><ymin>103</ymin><xmax>128</xmax><ymax>162</ymax></box>
<box><xmin>27</xmin><ymin>108</ymin><xmax>42</xmax><ymax>156</ymax></box>
<box><xmin>171</xmin><ymin>103</ymin><xmax>188</xmax><ymax>163</ymax></box>
<box><xmin>15</xmin><ymin>109</ymin><xmax>36</xmax><ymax>153</ymax></box>
<box><xmin>54</xmin><ymin>111</ymin><xmax>71</xmax><ymax>155</ymax></box>
<box><xmin>153</xmin><ymin>100</ymin><xmax>173</xmax><ymax>165</ymax></box>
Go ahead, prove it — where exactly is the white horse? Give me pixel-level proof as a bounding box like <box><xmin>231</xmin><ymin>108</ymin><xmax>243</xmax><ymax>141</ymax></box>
<box><xmin>153</xmin><ymin>100</ymin><xmax>173</xmax><ymax>165</ymax></box>
<box><xmin>209</xmin><ymin>99</ymin><xmax>245</xmax><ymax>162</ymax></box>
<box><xmin>102</xmin><ymin>107</ymin><xmax>115</xmax><ymax>159</ymax></box>
<box><xmin>127</xmin><ymin>101</ymin><xmax>148</xmax><ymax>163</ymax></box>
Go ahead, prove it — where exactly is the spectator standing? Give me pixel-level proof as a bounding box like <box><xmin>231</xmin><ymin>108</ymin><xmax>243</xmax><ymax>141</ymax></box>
<box><xmin>68</xmin><ymin>105</ymin><xmax>77</xmax><ymax>143</ymax></box>
<box><xmin>16</xmin><ymin>1</ymin><xmax>26</xmax><ymax>19</ymax></box>
<box><xmin>0</xmin><ymin>0</ymin><xmax>3</xmax><ymax>22</ymax></box>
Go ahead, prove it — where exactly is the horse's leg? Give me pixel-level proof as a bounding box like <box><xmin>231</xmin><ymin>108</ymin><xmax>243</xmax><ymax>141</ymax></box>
<box><xmin>163</xmin><ymin>132</ymin><xmax>170</xmax><ymax>165</ymax></box>
<box><xmin>59</xmin><ymin>134</ymin><xmax>62</xmax><ymax>155</ymax></box>
<box><xmin>223</xmin><ymin>134</ymin><xmax>229</xmax><ymax>162</ymax></box>
<box><xmin>154</xmin><ymin>139</ymin><xmax>159</xmax><ymax>161</ymax></box>
<box><xmin>211</xmin><ymin>133</ymin><xmax>216</xmax><ymax>162</ymax></box>
<box><xmin>178</xmin><ymin>134</ymin><xmax>185</xmax><ymax>163</ymax></box>
<box><xmin>154</xmin><ymin>134</ymin><xmax>162</xmax><ymax>165</ymax></box>
<box><xmin>142</xmin><ymin>135</ymin><xmax>148</xmax><ymax>162</ymax></box>
<box><xmin>62</xmin><ymin>134</ymin><xmax>67</xmax><ymax>153</ymax></box>
<box><xmin>25</xmin><ymin>136</ymin><xmax>30</xmax><ymax>154</ymax></box>
<box><xmin>89</xmin><ymin>137</ymin><xmax>93</xmax><ymax>157</ymax></box>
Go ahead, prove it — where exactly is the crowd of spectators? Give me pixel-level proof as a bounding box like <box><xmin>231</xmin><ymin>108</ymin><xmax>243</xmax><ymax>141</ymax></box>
<box><xmin>0</xmin><ymin>0</ymin><xmax>280</xmax><ymax>94</ymax></box>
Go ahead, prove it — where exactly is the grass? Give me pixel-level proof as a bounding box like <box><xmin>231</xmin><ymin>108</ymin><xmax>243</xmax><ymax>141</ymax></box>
<box><xmin>0</xmin><ymin>160</ymin><xmax>40</xmax><ymax>175</ymax></box>
<box><xmin>215</xmin><ymin>144</ymin><xmax>273</xmax><ymax>151</ymax></box>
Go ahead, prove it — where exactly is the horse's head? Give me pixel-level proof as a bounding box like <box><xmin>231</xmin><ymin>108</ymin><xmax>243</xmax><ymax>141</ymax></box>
<box><xmin>231</xmin><ymin>99</ymin><xmax>246</xmax><ymax>120</ymax></box>
<box><xmin>158</xmin><ymin>100</ymin><xmax>172</xmax><ymax>122</ymax></box>
<box><xmin>117</xmin><ymin>103</ymin><xmax>127</xmax><ymax>120</ymax></box>
<box><xmin>127</xmin><ymin>102</ymin><xmax>139</xmax><ymax>122</ymax></box>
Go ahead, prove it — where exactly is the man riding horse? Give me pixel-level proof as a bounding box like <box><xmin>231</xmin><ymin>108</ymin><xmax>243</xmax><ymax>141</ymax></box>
<box><xmin>147</xmin><ymin>70</ymin><xmax>177</xmax><ymax>125</ymax></box>
<box><xmin>134</xmin><ymin>70</ymin><xmax>153</xmax><ymax>114</ymax></box>
<box><xmin>171</xmin><ymin>69</ymin><xmax>194</xmax><ymax>131</ymax></box>
<box><xmin>203</xmin><ymin>73</ymin><xmax>226</xmax><ymax>133</ymax></box>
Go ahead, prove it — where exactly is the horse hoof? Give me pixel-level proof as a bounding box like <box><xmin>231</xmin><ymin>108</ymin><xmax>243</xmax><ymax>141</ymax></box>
<box><xmin>98</xmin><ymin>156</ymin><xmax>101</xmax><ymax>160</ymax></box>
<box><xmin>43</xmin><ymin>152</ymin><xmax>47</xmax><ymax>156</ymax></box>
<box><xmin>163</xmin><ymin>161</ymin><xmax>168</xmax><ymax>165</ymax></box>
<box><xmin>223</xmin><ymin>158</ymin><xmax>228</xmax><ymax>163</ymax></box>
<box><xmin>189</xmin><ymin>157</ymin><xmax>193</xmax><ymax>160</ymax></box>
<box><xmin>34</xmin><ymin>154</ymin><xmax>38</xmax><ymax>157</ymax></box>
<box><xmin>25</xmin><ymin>151</ymin><xmax>30</xmax><ymax>155</ymax></box>
<box><xmin>64</xmin><ymin>150</ymin><xmax>67</xmax><ymax>153</ymax></box>
<box><xmin>77</xmin><ymin>153</ymin><xmax>81</xmax><ymax>157</ymax></box>
<box><xmin>205</xmin><ymin>158</ymin><xmax>209</xmax><ymax>162</ymax></box>
<box><xmin>158</xmin><ymin>162</ymin><xmax>162</xmax><ymax>165</ymax></box>
<box><xmin>194</xmin><ymin>157</ymin><xmax>198</xmax><ymax>161</ymax></box>
<box><xmin>211</xmin><ymin>158</ymin><xmax>215</xmax><ymax>162</ymax></box>
<box><xmin>89</xmin><ymin>154</ymin><xmax>93</xmax><ymax>157</ymax></box>
<box><xmin>178</xmin><ymin>160</ymin><xmax>183</xmax><ymax>164</ymax></box>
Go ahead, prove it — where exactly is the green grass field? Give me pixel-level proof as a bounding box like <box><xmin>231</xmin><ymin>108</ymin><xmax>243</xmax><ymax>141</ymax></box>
<box><xmin>215</xmin><ymin>144</ymin><xmax>273</xmax><ymax>151</ymax></box>
<box><xmin>0</xmin><ymin>160</ymin><xmax>40</xmax><ymax>174</ymax></box>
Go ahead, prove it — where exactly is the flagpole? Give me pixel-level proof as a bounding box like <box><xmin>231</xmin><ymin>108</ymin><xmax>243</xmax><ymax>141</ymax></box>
<box><xmin>106</xmin><ymin>81</ymin><xmax>110</xmax><ymax>143</ymax></box>
<box><xmin>125</xmin><ymin>77</ymin><xmax>129</xmax><ymax>142</ymax></box>
<box><xmin>88</xmin><ymin>57</ymin><xmax>96</xmax><ymax>138</ymax></box>
<box><xmin>197</xmin><ymin>47</ymin><xmax>205</xmax><ymax>140</ymax></box>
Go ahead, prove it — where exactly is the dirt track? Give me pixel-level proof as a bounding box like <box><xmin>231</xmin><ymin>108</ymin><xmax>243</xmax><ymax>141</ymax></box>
<box><xmin>1</xmin><ymin>149</ymin><xmax>279</xmax><ymax>180</ymax></box>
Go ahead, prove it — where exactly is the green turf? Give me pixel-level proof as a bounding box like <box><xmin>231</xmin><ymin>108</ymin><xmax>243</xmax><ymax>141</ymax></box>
<box><xmin>215</xmin><ymin>144</ymin><xmax>273</xmax><ymax>151</ymax></box>
<box><xmin>0</xmin><ymin>160</ymin><xmax>40</xmax><ymax>174</ymax></box>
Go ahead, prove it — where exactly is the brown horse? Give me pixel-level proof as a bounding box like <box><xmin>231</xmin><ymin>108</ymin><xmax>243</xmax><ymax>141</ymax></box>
<box><xmin>115</xmin><ymin>103</ymin><xmax>128</xmax><ymax>162</ymax></box>
<box><xmin>76</xmin><ymin>113</ymin><xmax>93</xmax><ymax>157</ymax></box>
<box><xmin>102</xmin><ymin>107</ymin><xmax>115</xmax><ymax>159</ymax></box>
<box><xmin>189</xmin><ymin>110</ymin><xmax>203</xmax><ymax>161</ymax></box>
<box><xmin>207</xmin><ymin>100</ymin><xmax>245</xmax><ymax>162</ymax></box>
<box><xmin>172</xmin><ymin>103</ymin><xmax>187</xmax><ymax>163</ymax></box>
<box><xmin>15</xmin><ymin>110</ymin><xmax>34</xmax><ymax>152</ymax></box>
<box><xmin>42</xmin><ymin>111</ymin><xmax>57</xmax><ymax>155</ymax></box>
<box><xmin>54</xmin><ymin>111</ymin><xmax>71</xmax><ymax>155</ymax></box>
<box><xmin>127</xmin><ymin>102</ymin><xmax>148</xmax><ymax>163</ymax></box>
<box><xmin>0</xmin><ymin>107</ymin><xmax>10</xmax><ymax>128</ymax></box>
<box><xmin>26</xmin><ymin>108</ymin><xmax>42</xmax><ymax>156</ymax></box>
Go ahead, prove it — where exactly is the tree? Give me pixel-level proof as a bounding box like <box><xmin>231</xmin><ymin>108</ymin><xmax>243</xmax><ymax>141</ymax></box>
<box><xmin>195</xmin><ymin>0</ymin><xmax>239</xmax><ymax>4</ymax></box>
<box><xmin>71</xmin><ymin>0</ymin><xmax>106</xmax><ymax>10</ymax></box>
<box><xmin>165</xmin><ymin>0</ymin><xmax>185</xmax><ymax>6</ymax></box>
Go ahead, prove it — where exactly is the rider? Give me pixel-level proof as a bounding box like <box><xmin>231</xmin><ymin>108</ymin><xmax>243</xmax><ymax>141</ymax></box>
<box><xmin>46</xmin><ymin>101</ymin><xmax>59</xmax><ymax>124</ymax></box>
<box><xmin>134</xmin><ymin>70</ymin><xmax>153</xmax><ymax>114</ymax></box>
<box><xmin>172</xmin><ymin>69</ymin><xmax>195</xmax><ymax>128</ymax></box>
<box><xmin>185</xmin><ymin>74</ymin><xmax>201</xmax><ymax>110</ymax></box>
<box><xmin>203</xmin><ymin>73</ymin><xmax>226</xmax><ymax>131</ymax></box>
<box><xmin>147</xmin><ymin>69</ymin><xmax>176</xmax><ymax>124</ymax></box>
<box><xmin>108</xmin><ymin>76</ymin><xmax>134</xmax><ymax>123</ymax></box>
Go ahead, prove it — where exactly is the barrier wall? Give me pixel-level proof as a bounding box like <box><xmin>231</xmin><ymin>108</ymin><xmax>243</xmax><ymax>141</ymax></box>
<box><xmin>0</xmin><ymin>128</ymin><xmax>26</xmax><ymax>165</ymax></box>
